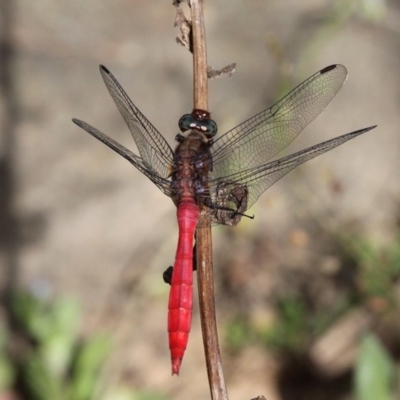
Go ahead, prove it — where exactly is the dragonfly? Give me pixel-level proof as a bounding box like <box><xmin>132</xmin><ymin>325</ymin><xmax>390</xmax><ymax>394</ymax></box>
<box><xmin>73</xmin><ymin>64</ymin><xmax>376</xmax><ymax>375</ymax></box>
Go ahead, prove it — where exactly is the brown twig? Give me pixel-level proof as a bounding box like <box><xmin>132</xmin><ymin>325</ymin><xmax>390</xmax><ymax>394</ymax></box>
<box><xmin>185</xmin><ymin>1</ymin><xmax>229</xmax><ymax>399</ymax></box>
<box><xmin>190</xmin><ymin>0</ymin><xmax>208</xmax><ymax>110</ymax></box>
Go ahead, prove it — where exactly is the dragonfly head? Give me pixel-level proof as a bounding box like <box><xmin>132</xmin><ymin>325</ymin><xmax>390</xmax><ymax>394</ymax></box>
<box><xmin>178</xmin><ymin>109</ymin><xmax>218</xmax><ymax>138</ymax></box>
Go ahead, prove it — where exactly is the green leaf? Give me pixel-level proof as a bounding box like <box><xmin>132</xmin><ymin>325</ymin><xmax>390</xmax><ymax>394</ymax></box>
<box><xmin>11</xmin><ymin>292</ymin><xmax>81</xmax><ymax>346</ymax></box>
<box><xmin>40</xmin><ymin>332</ymin><xmax>76</xmax><ymax>378</ymax></box>
<box><xmin>69</xmin><ymin>334</ymin><xmax>112</xmax><ymax>400</ymax></box>
<box><xmin>355</xmin><ymin>334</ymin><xmax>394</xmax><ymax>400</ymax></box>
<box><xmin>39</xmin><ymin>298</ymin><xmax>80</xmax><ymax>376</ymax></box>
<box><xmin>100</xmin><ymin>387</ymin><xmax>137</xmax><ymax>400</ymax></box>
<box><xmin>0</xmin><ymin>356</ymin><xmax>15</xmax><ymax>392</ymax></box>
<box><xmin>11</xmin><ymin>291</ymin><xmax>50</xmax><ymax>341</ymax></box>
<box><xmin>22</xmin><ymin>353</ymin><xmax>65</xmax><ymax>400</ymax></box>
<box><xmin>0</xmin><ymin>326</ymin><xmax>14</xmax><ymax>391</ymax></box>
<box><xmin>50</xmin><ymin>298</ymin><xmax>80</xmax><ymax>337</ymax></box>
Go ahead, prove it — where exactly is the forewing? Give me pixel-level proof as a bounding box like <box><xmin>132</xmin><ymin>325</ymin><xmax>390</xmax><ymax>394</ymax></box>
<box><xmin>72</xmin><ymin>119</ymin><xmax>172</xmax><ymax>197</ymax></box>
<box><xmin>206</xmin><ymin>125</ymin><xmax>376</xmax><ymax>225</ymax></box>
<box><xmin>100</xmin><ymin>65</ymin><xmax>174</xmax><ymax>179</ymax></box>
<box><xmin>210</xmin><ymin>65</ymin><xmax>348</xmax><ymax>177</ymax></box>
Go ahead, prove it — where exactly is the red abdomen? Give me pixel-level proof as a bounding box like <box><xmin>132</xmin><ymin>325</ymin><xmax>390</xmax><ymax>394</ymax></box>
<box><xmin>167</xmin><ymin>199</ymin><xmax>199</xmax><ymax>375</ymax></box>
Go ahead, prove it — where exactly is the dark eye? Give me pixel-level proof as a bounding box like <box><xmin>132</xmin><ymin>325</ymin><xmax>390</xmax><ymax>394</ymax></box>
<box><xmin>178</xmin><ymin>114</ymin><xmax>195</xmax><ymax>132</ymax></box>
<box><xmin>203</xmin><ymin>119</ymin><xmax>218</xmax><ymax>137</ymax></box>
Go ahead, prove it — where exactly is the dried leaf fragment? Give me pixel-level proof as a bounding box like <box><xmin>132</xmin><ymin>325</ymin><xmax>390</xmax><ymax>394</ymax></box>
<box><xmin>174</xmin><ymin>7</ymin><xmax>192</xmax><ymax>51</ymax></box>
<box><xmin>207</xmin><ymin>63</ymin><xmax>236</xmax><ymax>79</ymax></box>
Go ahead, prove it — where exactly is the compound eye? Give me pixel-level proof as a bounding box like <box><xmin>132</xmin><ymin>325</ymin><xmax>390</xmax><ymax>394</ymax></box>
<box><xmin>203</xmin><ymin>119</ymin><xmax>218</xmax><ymax>137</ymax></box>
<box><xmin>178</xmin><ymin>114</ymin><xmax>196</xmax><ymax>132</ymax></box>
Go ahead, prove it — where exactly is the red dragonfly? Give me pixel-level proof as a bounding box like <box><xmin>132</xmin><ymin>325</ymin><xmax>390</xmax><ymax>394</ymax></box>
<box><xmin>73</xmin><ymin>64</ymin><xmax>376</xmax><ymax>375</ymax></box>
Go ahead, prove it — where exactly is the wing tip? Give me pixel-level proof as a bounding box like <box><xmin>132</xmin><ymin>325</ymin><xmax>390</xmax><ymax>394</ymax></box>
<box><xmin>361</xmin><ymin>124</ymin><xmax>377</xmax><ymax>133</ymax></box>
<box><xmin>99</xmin><ymin>64</ymin><xmax>110</xmax><ymax>74</ymax></box>
<box><xmin>320</xmin><ymin>64</ymin><xmax>338</xmax><ymax>74</ymax></box>
<box><xmin>320</xmin><ymin>64</ymin><xmax>348</xmax><ymax>76</ymax></box>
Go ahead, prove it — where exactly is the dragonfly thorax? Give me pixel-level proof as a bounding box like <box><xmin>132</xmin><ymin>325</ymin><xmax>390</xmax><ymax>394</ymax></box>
<box><xmin>170</xmin><ymin>130</ymin><xmax>213</xmax><ymax>206</ymax></box>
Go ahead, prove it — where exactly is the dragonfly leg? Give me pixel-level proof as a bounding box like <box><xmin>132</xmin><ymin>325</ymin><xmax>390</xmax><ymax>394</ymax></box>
<box><xmin>163</xmin><ymin>266</ymin><xmax>173</xmax><ymax>285</ymax></box>
<box><xmin>202</xmin><ymin>182</ymin><xmax>252</xmax><ymax>226</ymax></box>
<box><xmin>163</xmin><ymin>244</ymin><xmax>197</xmax><ymax>286</ymax></box>
<box><xmin>210</xmin><ymin>202</ymin><xmax>253</xmax><ymax>219</ymax></box>
<box><xmin>175</xmin><ymin>133</ymin><xmax>186</xmax><ymax>143</ymax></box>
<box><xmin>192</xmin><ymin>243</ymin><xmax>197</xmax><ymax>271</ymax></box>
<box><xmin>204</xmin><ymin>198</ymin><xmax>254</xmax><ymax>220</ymax></box>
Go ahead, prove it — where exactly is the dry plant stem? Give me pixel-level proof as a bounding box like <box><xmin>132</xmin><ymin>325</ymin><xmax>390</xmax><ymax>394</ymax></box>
<box><xmin>196</xmin><ymin>227</ymin><xmax>228</xmax><ymax>400</ymax></box>
<box><xmin>190</xmin><ymin>0</ymin><xmax>208</xmax><ymax>110</ymax></box>
<box><xmin>190</xmin><ymin>1</ymin><xmax>228</xmax><ymax>399</ymax></box>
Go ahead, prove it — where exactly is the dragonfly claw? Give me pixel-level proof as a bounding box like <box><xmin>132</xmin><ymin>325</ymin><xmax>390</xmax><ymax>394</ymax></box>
<box><xmin>163</xmin><ymin>266</ymin><xmax>173</xmax><ymax>285</ymax></box>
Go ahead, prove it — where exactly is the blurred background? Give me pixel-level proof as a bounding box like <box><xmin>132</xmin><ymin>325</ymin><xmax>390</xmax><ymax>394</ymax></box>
<box><xmin>0</xmin><ymin>0</ymin><xmax>399</xmax><ymax>399</ymax></box>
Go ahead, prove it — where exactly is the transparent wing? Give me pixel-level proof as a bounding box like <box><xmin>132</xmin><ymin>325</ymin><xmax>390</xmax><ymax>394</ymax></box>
<box><xmin>210</xmin><ymin>65</ymin><xmax>348</xmax><ymax>177</ymax></box>
<box><xmin>206</xmin><ymin>126</ymin><xmax>376</xmax><ymax>224</ymax></box>
<box><xmin>72</xmin><ymin>119</ymin><xmax>173</xmax><ymax>196</ymax></box>
<box><xmin>100</xmin><ymin>65</ymin><xmax>174</xmax><ymax>179</ymax></box>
